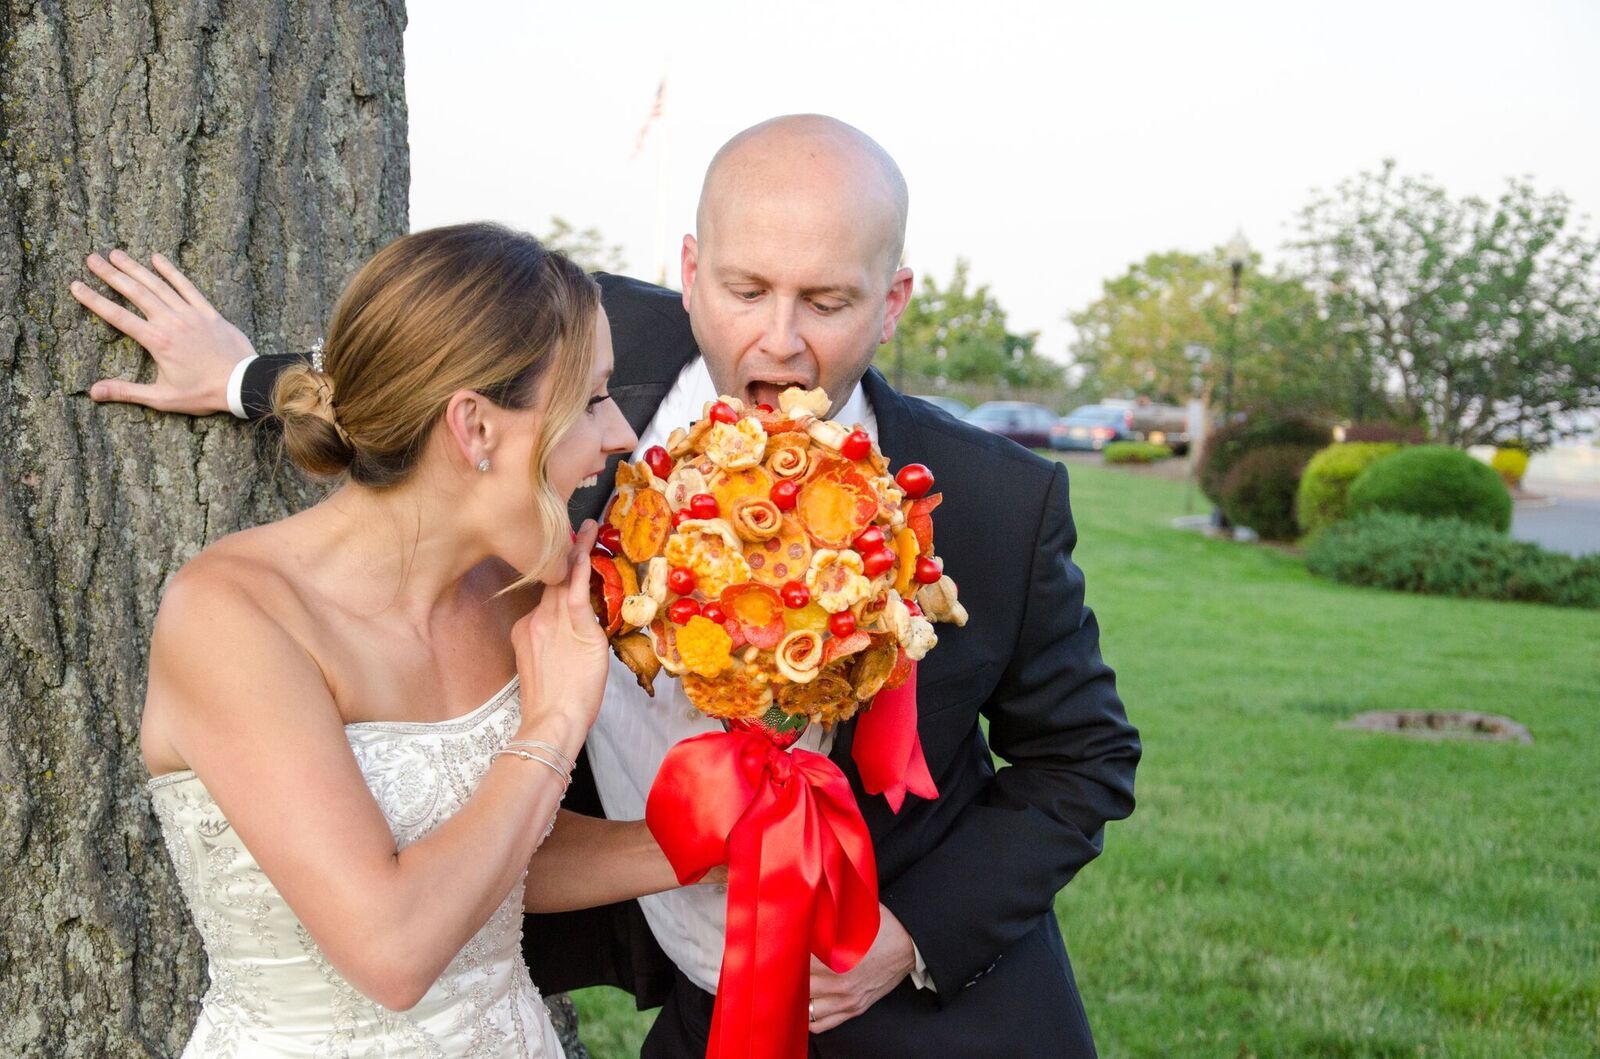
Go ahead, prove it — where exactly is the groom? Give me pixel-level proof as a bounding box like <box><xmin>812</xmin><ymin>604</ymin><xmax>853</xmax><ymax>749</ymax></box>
<box><xmin>88</xmin><ymin>115</ymin><xmax>1140</xmax><ymax>1056</ymax></box>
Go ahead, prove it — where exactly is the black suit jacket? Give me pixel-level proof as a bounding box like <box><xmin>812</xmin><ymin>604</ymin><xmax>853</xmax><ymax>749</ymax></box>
<box><xmin>243</xmin><ymin>272</ymin><xmax>1141</xmax><ymax>1057</ymax></box>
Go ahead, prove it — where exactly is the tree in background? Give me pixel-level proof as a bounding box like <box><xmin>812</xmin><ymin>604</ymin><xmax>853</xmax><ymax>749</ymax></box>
<box><xmin>1067</xmin><ymin>249</ymin><xmax>1383</xmax><ymax>418</ymax></box>
<box><xmin>879</xmin><ymin>258</ymin><xmax>1064</xmax><ymax>390</ymax></box>
<box><xmin>541</xmin><ymin>216</ymin><xmax>627</xmax><ymax>274</ymax></box>
<box><xmin>1296</xmin><ymin>160</ymin><xmax>1600</xmax><ymax>450</ymax></box>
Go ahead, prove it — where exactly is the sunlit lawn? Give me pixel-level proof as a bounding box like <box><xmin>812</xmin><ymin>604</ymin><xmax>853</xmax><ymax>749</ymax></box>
<box><xmin>572</xmin><ymin>459</ymin><xmax>1600</xmax><ymax>1057</ymax></box>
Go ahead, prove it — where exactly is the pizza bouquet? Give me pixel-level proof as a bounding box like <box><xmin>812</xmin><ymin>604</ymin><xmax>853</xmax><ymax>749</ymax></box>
<box><xmin>587</xmin><ymin>386</ymin><xmax>967</xmax><ymax>1059</ymax></box>
<box><xmin>589</xmin><ymin>386</ymin><xmax>966</xmax><ymax>735</ymax></box>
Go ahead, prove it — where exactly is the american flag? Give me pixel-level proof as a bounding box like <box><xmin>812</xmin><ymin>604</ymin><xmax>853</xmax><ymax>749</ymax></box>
<box><xmin>632</xmin><ymin>78</ymin><xmax>666</xmax><ymax>158</ymax></box>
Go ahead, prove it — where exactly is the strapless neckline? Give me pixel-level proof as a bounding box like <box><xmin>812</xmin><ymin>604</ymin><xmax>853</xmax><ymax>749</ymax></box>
<box><xmin>146</xmin><ymin>674</ymin><xmax>520</xmax><ymax>791</ymax></box>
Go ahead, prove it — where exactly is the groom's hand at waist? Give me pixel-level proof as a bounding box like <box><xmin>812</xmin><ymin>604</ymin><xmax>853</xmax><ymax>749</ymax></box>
<box><xmin>806</xmin><ymin>904</ymin><xmax>916</xmax><ymax>1033</ymax></box>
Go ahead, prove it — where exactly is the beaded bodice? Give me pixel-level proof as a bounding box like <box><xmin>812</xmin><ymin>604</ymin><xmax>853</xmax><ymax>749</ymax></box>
<box><xmin>148</xmin><ymin>676</ymin><xmax>564</xmax><ymax>1057</ymax></box>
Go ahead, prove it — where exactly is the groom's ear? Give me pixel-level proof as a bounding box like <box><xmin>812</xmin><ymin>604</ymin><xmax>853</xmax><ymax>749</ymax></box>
<box><xmin>879</xmin><ymin>266</ymin><xmax>915</xmax><ymax>345</ymax></box>
<box><xmin>680</xmin><ymin>234</ymin><xmax>699</xmax><ymax>312</ymax></box>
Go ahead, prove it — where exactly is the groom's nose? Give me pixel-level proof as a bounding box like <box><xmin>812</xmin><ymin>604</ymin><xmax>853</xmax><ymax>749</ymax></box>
<box><xmin>757</xmin><ymin>297</ymin><xmax>807</xmax><ymax>359</ymax></box>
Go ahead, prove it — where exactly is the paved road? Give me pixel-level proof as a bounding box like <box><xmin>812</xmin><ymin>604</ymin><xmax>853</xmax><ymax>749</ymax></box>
<box><xmin>1512</xmin><ymin>497</ymin><xmax>1600</xmax><ymax>557</ymax></box>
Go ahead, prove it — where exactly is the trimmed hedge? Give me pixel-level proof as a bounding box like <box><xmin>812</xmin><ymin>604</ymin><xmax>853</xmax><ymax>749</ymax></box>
<box><xmin>1348</xmin><ymin>445</ymin><xmax>1512</xmax><ymax>532</ymax></box>
<box><xmin>1219</xmin><ymin>444</ymin><xmax>1319</xmax><ymax>541</ymax></box>
<box><xmin>1103</xmin><ymin>440</ymin><xmax>1173</xmax><ymax>464</ymax></box>
<box><xmin>1295</xmin><ymin>442</ymin><xmax>1402</xmax><ymax>537</ymax></box>
<box><xmin>1199</xmin><ymin>415</ymin><xmax>1333</xmax><ymax>506</ymax></box>
<box><xmin>1305</xmin><ymin>512</ymin><xmax>1600</xmax><ymax>609</ymax></box>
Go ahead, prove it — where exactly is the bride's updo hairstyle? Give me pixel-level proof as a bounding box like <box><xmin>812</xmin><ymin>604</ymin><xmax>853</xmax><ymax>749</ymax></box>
<box><xmin>273</xmin><ymin>223</ymin><xmax>598</xmax><ymax>568</ymax></box>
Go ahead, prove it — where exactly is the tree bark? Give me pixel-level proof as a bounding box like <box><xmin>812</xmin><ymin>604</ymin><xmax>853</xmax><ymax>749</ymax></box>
<box><xmin>0</xmin><ymin>1</ymin><xmax>408</xmax><ymax>1054</ymax></box>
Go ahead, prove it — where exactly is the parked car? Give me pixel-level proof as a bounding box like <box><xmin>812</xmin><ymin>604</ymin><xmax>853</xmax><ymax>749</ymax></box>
<box><xmin>1051</xmin><ymin>405</ymin><xmax>1136</xmax><ymax>451</ymax></box>
<box><xmin>909</xmin><ymin>394</ymin><xmax>970</xmax><ymax>419</ymax></box>
<box><xmin>1127</xmin><ymin>401</ymin><xmax>1192</xmax><ymax>454</ymax></box>
<box><xmin>1051</xmin><ymin>401</ymin><xmax>1193</xmax><ymax>454</ymax></box>
<box><xmin>965</xmin><ymin>401</ymin><xmax>1059</xmax><ymax>449</ymax></box>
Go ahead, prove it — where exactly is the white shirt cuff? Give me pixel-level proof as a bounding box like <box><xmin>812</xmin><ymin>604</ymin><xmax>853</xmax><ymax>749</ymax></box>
<box><xmin>909</xmin><ymin>942</ymin><xmax>934</xmax><ymax>991</ymax></box>
<box><xmin>226</xmin><ymin>354</ymin><xmax>258</xmax><ymax>419</ymax></box>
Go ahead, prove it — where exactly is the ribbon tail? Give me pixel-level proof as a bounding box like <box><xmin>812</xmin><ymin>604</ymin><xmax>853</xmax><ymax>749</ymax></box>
<box><xmin>853</xmin><ymin>662</ymin><xmax>939</xmax><ymax>813</ymax></box>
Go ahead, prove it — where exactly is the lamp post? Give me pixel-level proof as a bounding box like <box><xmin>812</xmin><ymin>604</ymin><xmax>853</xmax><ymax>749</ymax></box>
<box><xmin>1222</xmin><ymin>230</ymin><xmax>1249</xmax><ymax>420</ymax></box>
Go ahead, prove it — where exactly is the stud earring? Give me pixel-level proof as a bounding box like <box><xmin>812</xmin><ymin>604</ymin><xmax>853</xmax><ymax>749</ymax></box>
<box><xmin>477</xmin><ymin>458</ymin><xmax>491</xmax><ymax>473</ymax></box>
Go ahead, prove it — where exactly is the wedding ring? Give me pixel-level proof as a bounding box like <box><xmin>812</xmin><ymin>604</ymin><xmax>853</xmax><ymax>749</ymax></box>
<box><xmin>809</xmin><ymin>1000</ymin><xmax>816</xmax><ymax>1023</ymax></box>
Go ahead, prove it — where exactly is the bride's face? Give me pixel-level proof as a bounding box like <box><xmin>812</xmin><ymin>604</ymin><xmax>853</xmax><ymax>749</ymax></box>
<box><xmin>482</xmin><ymin>307</ymin><xmax>635</xmax><ymax>580</ymax></box>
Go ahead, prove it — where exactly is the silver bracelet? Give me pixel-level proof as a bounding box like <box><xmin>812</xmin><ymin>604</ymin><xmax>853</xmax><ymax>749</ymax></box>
<box><xmin>503</xmin><ymin>739</ymin><xmax>575</xmax><ymax>774</ymax></box>
<box><xmin>491</xmin><ymin>748</ymin><xmax>571</xmax><ymax>789</ymax></box>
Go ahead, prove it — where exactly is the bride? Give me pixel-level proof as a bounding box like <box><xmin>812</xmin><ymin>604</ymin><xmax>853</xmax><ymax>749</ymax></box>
<box><xmin>126</xmin><ymin>223</ymin><xmax>678</xmax><ymax>1056</ymax></box>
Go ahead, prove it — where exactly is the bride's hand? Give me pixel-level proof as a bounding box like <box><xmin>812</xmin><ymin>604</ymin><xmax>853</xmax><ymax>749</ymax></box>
<box><xmin>511</xmin><ymin>521</ymin><xmax>610</xmax><ymax>748</ymax></box>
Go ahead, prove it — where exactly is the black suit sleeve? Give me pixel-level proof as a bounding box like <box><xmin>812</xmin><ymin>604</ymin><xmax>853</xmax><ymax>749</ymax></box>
<box><xmin>881</xmin><ymin>461</ymin><xmax>1140</xmax><ymax>997</ymax></box>
<box><xmin>240</xmin><ymin>352</ymin><xmax>309</xmax><ymax>419</ymax></box>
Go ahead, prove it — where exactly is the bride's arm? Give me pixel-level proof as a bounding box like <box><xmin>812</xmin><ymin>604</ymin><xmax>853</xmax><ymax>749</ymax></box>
<box><xmin>148</xmin><ymin>534</ymin><xmax>606</xmax><ymax>1012</ymax></box>
<box><xmin>521</xmin><ymin>812</ymin><xmax>686</xmax><ymax>913</ymax></box>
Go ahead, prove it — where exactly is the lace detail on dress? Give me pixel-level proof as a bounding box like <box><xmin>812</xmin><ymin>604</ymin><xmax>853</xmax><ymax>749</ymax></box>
<box><xmin>148</xmin><ymin>677</ymin><xmax>565</xmax><ymax>1058</ymax></box>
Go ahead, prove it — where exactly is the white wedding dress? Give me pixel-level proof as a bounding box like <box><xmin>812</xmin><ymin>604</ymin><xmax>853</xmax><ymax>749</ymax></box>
<box><xmin>148</xmin><ymin>676</ymin><xmax>566</xmax><ymax>1058</ymax></box>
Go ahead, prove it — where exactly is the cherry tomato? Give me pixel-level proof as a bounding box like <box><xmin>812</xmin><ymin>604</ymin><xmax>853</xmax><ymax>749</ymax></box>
<box><xmin>596</xmin><ymin>525</ymin><xmax>623</xmax><ymax>554</ymax></box>
<box><xmin>861</xmin><ymin>547</ymin><xmax>897</xmax><ymax>578</ymax></box>
<box><xmin>828</xmin><ymin>610</ymin><xmax>857</xmax><ymax>638</ymax></box>
<box><xmin>780</xmin><ymin>581</ymin><xmax>811</xmax><ymax>609</ymax></box>
<box><xmin>672</xmin><ymin>509</ymin><xmax>693</xmax><ymax>528</ymax></box>
<box><xmin>668</xmin><ymin>598</ymin><xmax>701</xmax><ymax>624</ymax></box>
<box><xmin>770</xmin><ymin>479</ymin><xmax>799</xmax><ymax>511</ymax></box>
<box><xmin>709</xmin><ymin>401</ymin><xmax>738</xmax><ymax>424</ymax></box>
<box><xmin>643</xmin><ymin>445</ymin><xmax>674</xmax><ymax>481</ymax></box>
<box><xmin>689</xmin><ymin>493</ymin><xmax>720</xmax><ymax>519</ymax></box>
<box><xmin>895</xmin><ymin>463</ymin><xmax>934</xmax><ymax>498</ymax></box>
<box><xmin>851</xmin><ymin>527</ymin><xmax>886</xmax><ymax>553</ymax></box>
<box><xmin>755</xmin><ymin>403</ymin><xmax>775</xmax><ymax>413</ymax></box>
<box><xmin>667</xmin><ymin>566</ymin><xmax>697</xmax><ymax>595</ymax></box>
<box><xmin>701</xmin><ymin>602</ymin><xmax>728</xmax><ymax>626</ymax></box>
<box><xmin>915</xmin><ymin>556</ymin><xmax>944</xmax><ymax>585</ymax></box>
<box><xmin>840</xmin><ymin>429</ymin><xmax>872</xmax><ymax>461</ymax></box>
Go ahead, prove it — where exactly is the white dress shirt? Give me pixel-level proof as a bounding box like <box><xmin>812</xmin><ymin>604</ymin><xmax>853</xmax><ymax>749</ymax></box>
<box><xmin>585</xmin><ymin>358</ymin><xmax>882</xmax><ymax>995</ymax></box>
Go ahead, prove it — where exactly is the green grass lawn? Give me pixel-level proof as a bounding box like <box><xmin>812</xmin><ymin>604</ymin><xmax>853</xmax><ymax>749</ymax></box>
<box><xmin>571</xmin><ymin>460</ymin><xmax>1600</xmax><ymax>1057</ymax></box>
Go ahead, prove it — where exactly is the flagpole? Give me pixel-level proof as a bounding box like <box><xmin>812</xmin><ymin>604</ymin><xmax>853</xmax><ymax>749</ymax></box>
<box><xmin>655</xmin><ymin>95</ymin><xmax>669</xmax><ymax>287</ymax></box>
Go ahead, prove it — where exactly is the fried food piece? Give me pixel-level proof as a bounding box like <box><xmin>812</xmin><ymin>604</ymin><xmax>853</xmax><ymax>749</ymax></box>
<box><xmin>613</xmin><ymin>632</ymin><xmax>663</xmax><ymax>696</ymax></box>
<box><xmin>683</xmin><ymin>664</ymin><xmax>774</xmax><ymax>720</ymax></box>
<box><xmin>776</xmin><ymin>671</ymin><xmax>857</xmax><ymax>726</ymax></box>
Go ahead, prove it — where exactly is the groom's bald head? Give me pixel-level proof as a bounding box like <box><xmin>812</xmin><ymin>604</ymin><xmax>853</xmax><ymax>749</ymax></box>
<box><xmin>696</xmin><ymin>115</ymin><xmax>909</xmax><ymax>278</ymax></box>
<box><xmin>681</xmin><ymin>115</ymin><xmax>915</xmax><ymax>417</ymax></box>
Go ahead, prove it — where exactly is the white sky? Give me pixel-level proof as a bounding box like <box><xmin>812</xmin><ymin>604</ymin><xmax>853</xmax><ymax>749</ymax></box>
<box><xmin>405</xmin><ymin>0</ymin><xmax>1600</xmax><ymax>363</ymax></box>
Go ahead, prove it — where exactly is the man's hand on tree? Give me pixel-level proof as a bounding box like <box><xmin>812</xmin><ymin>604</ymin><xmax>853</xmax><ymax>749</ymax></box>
<box><xmin>72</xmin><ymin>250</ymin><xmax>255</xmax><ymax>415</ymax></box>
<box><xmin>807</xmin><ymin>904</ymin><xmax>917</xmax><ymax>1033</ymax></box>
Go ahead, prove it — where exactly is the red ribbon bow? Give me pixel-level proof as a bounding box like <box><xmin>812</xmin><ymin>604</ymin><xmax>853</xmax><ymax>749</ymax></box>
<box><xmin>852</xmin><ymin>661</ymin><xmax>938</xmax><ymax>813</ymax></box>
<box><xmin>647</xmin><ymin>730</ymin><xmax>880</xmax><ymax>1059</ymax></box>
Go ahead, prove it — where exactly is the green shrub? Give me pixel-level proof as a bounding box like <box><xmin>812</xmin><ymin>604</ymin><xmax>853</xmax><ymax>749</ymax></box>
<box><xmin>1219</xmin><ymin>444</ymin><xmax>1319</xmax><ymax>541</ymax></box>
<box><xmin>1103</xmin><ymin>440</ymin><xmax>1173</xmax><ymax>464</ymax></box>
<box><xmin>1199</xmin><ymin>415</ymin><xmax>1333</xmax><ymax>505</ymax></box>
<box><xmin>1305</xmin><ymin>512</ymin><xmax>1600</xmax><ymax>608</ymax></box>
<box><xmin>1295</xmin><ymin>442</ymin><xmax>1402</xmax><ymax>536</ymax></box>
<box><xmin>1491</xmin><ymin>446</ymin><xmax>1530</xmax><ymax>486</ymax></box>
<box><xmin>1347</xmin><ymin>445</ymin><xmax>1512</xmax><ymax>532</ymax></box>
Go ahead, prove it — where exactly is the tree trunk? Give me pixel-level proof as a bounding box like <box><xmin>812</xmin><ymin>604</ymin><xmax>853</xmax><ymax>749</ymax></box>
<box><xmin>0</xmin><ymin>1</ymin><xmax>408</xmax><ymax>1054</ymax></box>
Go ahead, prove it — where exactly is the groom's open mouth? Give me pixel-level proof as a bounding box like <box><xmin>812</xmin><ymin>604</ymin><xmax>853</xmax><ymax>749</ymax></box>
<box><xmin>744</xmin><ymin>378</ymin><xmax>815</xmax><ymax>411</ymax></box>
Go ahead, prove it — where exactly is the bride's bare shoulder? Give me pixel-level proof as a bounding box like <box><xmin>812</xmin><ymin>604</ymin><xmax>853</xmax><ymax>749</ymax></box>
<box><xmin>152</xmin><ymin>520</ymin><xmax>324</xmax><ymax>652</ymax></box>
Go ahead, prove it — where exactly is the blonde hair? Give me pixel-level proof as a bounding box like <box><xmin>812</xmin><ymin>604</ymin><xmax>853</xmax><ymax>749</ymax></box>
<box><xmin>273</xmin><ymin>222</ymin><xmax>598</xmax><ymax>576</ymax></box>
